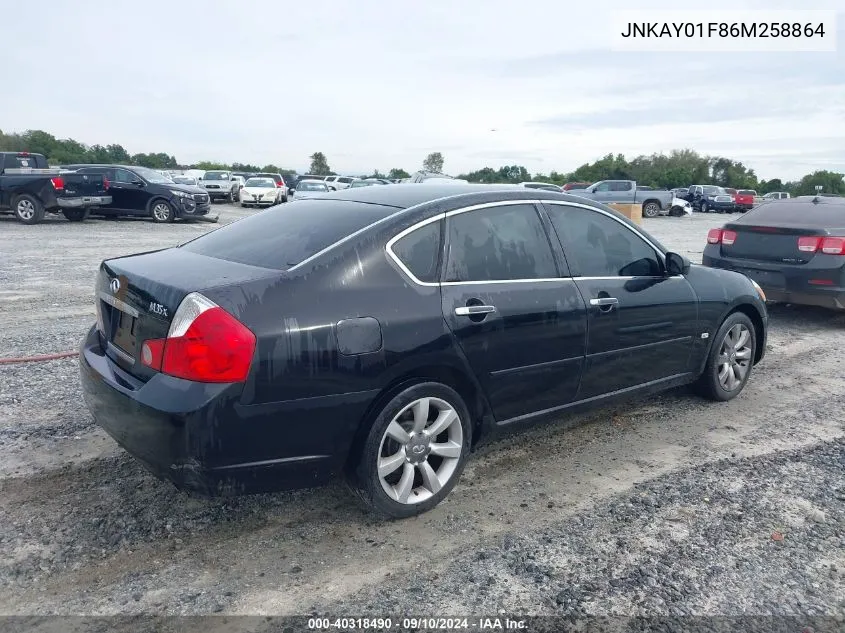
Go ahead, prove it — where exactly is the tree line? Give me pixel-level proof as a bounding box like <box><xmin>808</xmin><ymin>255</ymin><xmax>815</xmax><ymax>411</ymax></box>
<box><xmin>1</xmin><ymin>129</ymin><xmax>842</xmax><ymax>197</ymax></box>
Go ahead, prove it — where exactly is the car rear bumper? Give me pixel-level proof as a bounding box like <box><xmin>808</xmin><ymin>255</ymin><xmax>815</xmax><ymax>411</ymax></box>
<box><xmin>702</xmin><ymin>253</ymin><xmax>845</xmax><ymax>311</ymax></box>
<box><xmin>57</xmin><ymin>195</ymin><xmax>112</xmax><ymax>208</ymax></box>
<box><xmin>78</xmin><ymin>325</ymin><xmax>365</xmax><ymax>495</ymax></box>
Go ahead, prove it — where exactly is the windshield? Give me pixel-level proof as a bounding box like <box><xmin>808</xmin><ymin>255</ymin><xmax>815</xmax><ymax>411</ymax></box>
<box><xmin>298</xmin><ymin>182</ymin><xmax>328</xmax><ymax>191</ymax></box>
<box><xmin>134</xmin><ymin>167</ymin><xmax>173</xmax><ymax>184</ymax></box>
<box><xmin>203</xmin><ymin>171</ymin><xmax>230</xmax><ymax>180</ymax></box>
<box><xmin>245</xmin><ymin>178</ymin><xmax>275</xmax><ymax>188</ymax></box>
<box><xmin>171</xmin><ymin>177</ymin><xmax>196</xmax><ymax>185</ymax></box>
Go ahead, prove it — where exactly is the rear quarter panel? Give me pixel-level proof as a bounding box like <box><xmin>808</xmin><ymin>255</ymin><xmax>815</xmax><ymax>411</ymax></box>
<box><xmin>201</xmin><ymin>218</ymin><xmax>471</xmax><ymax>466</ymax></box>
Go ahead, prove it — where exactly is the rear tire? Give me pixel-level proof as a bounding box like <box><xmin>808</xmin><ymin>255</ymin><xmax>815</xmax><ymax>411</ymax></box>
<box><xmin>642</xmin><ymin>201</ymin><xmax>661</xmax><ymax>218</ymax></box>
<box><xmin>13</xmin><ymin>194</ymin><xmax>45</xmax><ymax>224</ymax></box>
<box><xmin>352</xmin><ymin>382</ymin><xmax>472</xmax><ymax>519</ymax></box>
<box><xmin>62</xmin><ymin>208</ymin><xmax>90</xmax><ymax>222</ymax></box>
<box><xmin>700</xmin><ymin>201</ymin><xmax>709</xmax><ymax>213</ymax></box>
<box><xmin>150</xmin><ymin>200</ymin><xmax>175</xmax><ymax>223</ymax></box>
<box><xmin>694</xmin><ymin>312</ymin><xmax>756</xmax><ymax>402</ymax></box>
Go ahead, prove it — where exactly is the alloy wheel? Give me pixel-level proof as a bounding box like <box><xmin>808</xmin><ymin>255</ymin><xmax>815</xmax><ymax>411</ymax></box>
<box><xmin>16</xmin><ymin>199</ymin><xmax>35</xmax><ymax>221</ymax></box>
<box><xmin>152</xmin><ymin>203</ymin><xmax>171</xmax><ymax>222</ymax></box>
<box><xmin>377</xmin><ymin>397</ymin><xmax>463</xmax><ymax>505</ymax></box>
<box><xmin>717</xmin><ymin>323</ymin><xmax>752</xmax><ymax>392</ymax></box>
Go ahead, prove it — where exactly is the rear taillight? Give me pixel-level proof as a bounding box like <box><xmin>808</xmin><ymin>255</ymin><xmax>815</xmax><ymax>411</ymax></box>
<box><xmin>820</xmin><ymin>237</ymin><xmax>845</xmax><ymax>255</ymax></box>
<box><xmin>275</xmin><ymin>182</ymin><xmax>282</xmax><ymax>187</ymax></box>
<box><xmin>707</xmin><ymin>229</ymin><xmax>736</xmax><ymax>245</ymax></box>
<box><xmin>50</xmin><ymin>176</ymin><xmax>64</xmax><ymax>190</ymax></box>
<box><xmin>140</xmin><ymin>292</ymin><xmax>256</xmax><ymax>383</ymax></box>
<box><xmin>797</xmin><ymin>236</ymin><xmax>821</xmax><ymax>252</ymax></box>
<box><xmin>797</xmin><ymin>236</ymin><xmax>845</xmax><ymax>255</ymax></box>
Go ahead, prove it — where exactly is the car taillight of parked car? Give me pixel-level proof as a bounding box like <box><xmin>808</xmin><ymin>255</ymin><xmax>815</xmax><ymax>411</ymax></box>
<box><xmin>707</xmin><ymin>229</ymin><xmax>737</xmax><ymax>245</ymax></box>
<box><xmin>797</xmin><ymin>236</ymin><xmax>845</xmax><ymax>255</ymax></box>
<box><xmin>50</xmin><ymin>176</ymin><xmax>64</xmax><ymax>190</ymax></box>
<box><xmin>140</xmin><ymin>292</ymin><xmax>256</xmax><ymax>383</ymax></box>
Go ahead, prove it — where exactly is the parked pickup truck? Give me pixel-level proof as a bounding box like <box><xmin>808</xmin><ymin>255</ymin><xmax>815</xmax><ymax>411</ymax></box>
<box><xmin>568</xmin><ymin>180</ymin><xmax>673</xmax><ymax>217</ymax></box>
<box><xmin>198</xmin><ymin>170</ymin><xmax>241</xmax><ymax>202</ymax></box>
<box><xmin>0</xmin><ymin>152</ymin><xmax>111</xmax><ymax>224</ymax></box>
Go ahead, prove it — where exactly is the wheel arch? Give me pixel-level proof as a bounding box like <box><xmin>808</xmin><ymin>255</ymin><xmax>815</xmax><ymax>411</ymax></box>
<box><xmin>727</xmin><ymin>303</ymin><xmax>766</xmax><ymax>364</ymax></box>
<box><xmin>641</xmin><ymin>198</ymin><xmax>662</xmax><ymax>209</ymax></box>
<box><xmin>146</xmin><ymin>196</ymin><xmax>176</xmax><ymax>218</ymax></box>
<box><xmin>344</xmin><ymin>362</ymin><xmax>491</xmax><ymax>475</ymax></box>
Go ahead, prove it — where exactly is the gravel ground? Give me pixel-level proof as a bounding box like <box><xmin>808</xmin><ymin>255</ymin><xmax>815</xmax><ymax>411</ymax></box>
<box><xmin>0</xmin><ymin>206</ymin><xmax>843</xmax><ymax>624</ymax></box>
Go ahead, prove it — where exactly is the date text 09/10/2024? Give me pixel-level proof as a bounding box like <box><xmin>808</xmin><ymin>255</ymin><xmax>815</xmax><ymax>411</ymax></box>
<box><xmin>308</xmin><ymin>617</ymin><xmax>527</xmax><ymax>630</ymax></box>
<box><xmin>620</xmin><ymin>22</ymin><xmax>826</xmax><ymax>39</ymax></box>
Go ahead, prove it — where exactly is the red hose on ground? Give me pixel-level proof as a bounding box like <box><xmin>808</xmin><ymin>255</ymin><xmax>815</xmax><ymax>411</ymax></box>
<box><xmin>0</xmin><ymin>351</ymin><xmax>78</xmax><ymax>365</ymax></box>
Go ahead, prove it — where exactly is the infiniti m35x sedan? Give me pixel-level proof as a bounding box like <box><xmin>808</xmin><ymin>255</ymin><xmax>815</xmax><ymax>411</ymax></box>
<box><xmin>79</xmin><ymin>184</ymin><xmax>768</xmax><ymax>518</ymax></box>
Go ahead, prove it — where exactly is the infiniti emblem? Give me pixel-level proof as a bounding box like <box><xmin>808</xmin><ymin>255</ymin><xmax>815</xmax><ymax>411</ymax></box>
<box><xmin>411</xmin><ymin>445</ymin><xmax>426</xmax><ymax>454</ymax></box>
<box><xmin>110</xmin><ymin>278</ymin><xmax>121</xmax><ymax>293</ymax></box>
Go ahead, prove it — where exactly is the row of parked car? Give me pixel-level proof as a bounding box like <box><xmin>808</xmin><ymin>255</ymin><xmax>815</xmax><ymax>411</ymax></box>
<box><xmin>669</xmin><ymin>186</ymin><xmax>791</xmax><ymax>213</ymax></box>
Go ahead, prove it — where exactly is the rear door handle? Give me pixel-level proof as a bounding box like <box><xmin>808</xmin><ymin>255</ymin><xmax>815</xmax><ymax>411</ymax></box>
<box><xmin>455</xmin><ymin>305</ymin><xmax>496</xmax><ymax>316</ymax></box>
<box><xmin>589</xmin><ymin>297</ymin><xmax>618</xmax><ymax>307</ymax></box>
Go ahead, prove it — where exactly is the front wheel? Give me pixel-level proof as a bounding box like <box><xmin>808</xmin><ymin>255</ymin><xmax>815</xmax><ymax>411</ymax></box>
<box><xmin>694</xmin><ymin>312</ymin><xmax>756</xmax><ymax>402</ymax></box>
<box><xmin>62</xmin><ymin>208</ymin><xmax>90</xmax><ymax>222</ymax></box>
<box><xmin>642</xmin><ymin>201</ymin><xmax>661</xmax><ymax>218</ymax></box>
<box><xmin>700</xmin><ymin>201</ymin><xmax>709</xmax><ymax>213</ymax></box>
<box><xmin>150</xmin><ymin>200</ymin><xmax>175</xmax><ymax>223</ymax></box>
<box><xmin>352</xmin><ymin>382</ymin><xmax>472</xmax><ymax>519</ymax></box>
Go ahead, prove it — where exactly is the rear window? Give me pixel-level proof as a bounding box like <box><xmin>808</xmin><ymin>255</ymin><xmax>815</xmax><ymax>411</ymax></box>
<box><xmin>180</xmin><ymin>200</ymin><xmax>397</xmax><ymax>270</ymax></box>
<box><xmin>738</xmin><ymin>199</ymin><xmax>845</xmax><ymax>226</ymax></box>
<box><xmin>738</xmin><ymin>190</ymin><xmax>756</xmax><ymax>195</ymax></box>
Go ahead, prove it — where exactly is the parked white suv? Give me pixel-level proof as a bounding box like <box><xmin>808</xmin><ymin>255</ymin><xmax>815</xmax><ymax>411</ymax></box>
<box><xmin>325</xmin><ymin>176</ymin><xmax>356</xmax><ymax>191</ymax></box>
<box><xmin>762</xmin><ymin>191</ymin><xmax>790</xmax><ymax>200</ymax></box>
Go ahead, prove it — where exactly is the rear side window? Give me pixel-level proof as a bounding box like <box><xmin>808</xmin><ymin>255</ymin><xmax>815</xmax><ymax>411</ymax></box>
<box><xmin>391</xmin><ymin>221</ymin><xmax>442</xmax><ymax>283</ymax></box>
<box><xmin>180</xmin><ymin>200</ymin><xmax>395</xmax><ymax>270</ymax></box>
<box><xmin>444</xmin><ymin>204</ymin><xmax>558</xmax><ymax>282</ymax></box>
<box><xmin>548</xmin><ymin>205</ymin><xmax>662</xmax><ymax>277</ymax></box>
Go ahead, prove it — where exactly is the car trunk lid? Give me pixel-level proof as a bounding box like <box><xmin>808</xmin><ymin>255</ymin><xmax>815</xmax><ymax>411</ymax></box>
<box><xmin>95</xmin><ymin>248</ymin><xmax>278</xmax><ymax>381</ymax></box>
<box><xmin>719</xmin><ymin>222</ymin><xmax>825</xmax><ymax>264</ymax></box>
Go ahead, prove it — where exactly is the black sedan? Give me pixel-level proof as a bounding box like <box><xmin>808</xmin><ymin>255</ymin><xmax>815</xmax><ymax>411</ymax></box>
<box><xmin>79</xmin><ymin>185</ymin><xmax>768</xmax><ymax>518</ymax></box>
<box><xmin>703</xmin><ymin>195</ymin><xmax>845</xmax><ymax>311</ymax></box>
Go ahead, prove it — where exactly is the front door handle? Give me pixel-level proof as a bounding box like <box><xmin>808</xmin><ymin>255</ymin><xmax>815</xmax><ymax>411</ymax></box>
<box><xmin>455</xmin><ymin>305</ymin><xmax>496</xmax><ymax>316</ymax></box>
<box><xmin>590</xmin><ymin>297</ymin><xmax>618</xmax><ymax>313</ymax></box>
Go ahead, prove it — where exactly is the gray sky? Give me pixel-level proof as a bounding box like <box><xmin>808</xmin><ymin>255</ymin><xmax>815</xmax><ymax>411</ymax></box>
<box><xmin>4</xmin><ymin>0</ymin><xmax>843</xmax><ymax>180</ymax></box>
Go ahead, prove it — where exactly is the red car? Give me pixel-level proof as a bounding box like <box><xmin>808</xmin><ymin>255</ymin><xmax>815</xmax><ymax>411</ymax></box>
<box><xmin>562</xmin><ymin>182</ymin><xmax>591</xmax><ymax>191</ymax></box>
<box><xmin>734</xmin><ymin>189</ymin><xmax>757</xmax><ymax>212</ymax></box>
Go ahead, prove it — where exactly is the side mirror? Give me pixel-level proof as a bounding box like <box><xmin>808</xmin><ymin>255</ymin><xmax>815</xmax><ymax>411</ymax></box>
<box><xmin>665</xmin><ymin>251</ymin><xmax>690</xmax><ymax>276</ymax></box>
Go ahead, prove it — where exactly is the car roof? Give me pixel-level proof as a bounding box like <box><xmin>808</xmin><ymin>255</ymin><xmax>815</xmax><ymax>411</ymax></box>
<box><xmin>312</xmin><ymin>182</ymin><xmax>617</xmax><ymax>211</ymax></box>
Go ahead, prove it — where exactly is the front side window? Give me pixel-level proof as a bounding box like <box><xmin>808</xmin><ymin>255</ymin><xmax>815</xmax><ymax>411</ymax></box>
<box><xmin>593</xmin><ymin>182</ymin><xmax>611</xmax><ymax>192</ymax></box>
<box><xmin>114</xmin><ymin>168</ymin><xmax>135</xmax><ymax>183</ymax></box>
<box><xmin>391</xmin><ymin>221</ymin><xmax>442</xmax><ymax>283</ymax></box>
<box><xmin>444</xmin><ymin>204</ymin><xmax>558</xmax><ymax>282</ymax></box>
<box><xmin>547</xmin><ymin>206</ymin><xmax>663</xmax><ymax>278</ymax></box>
